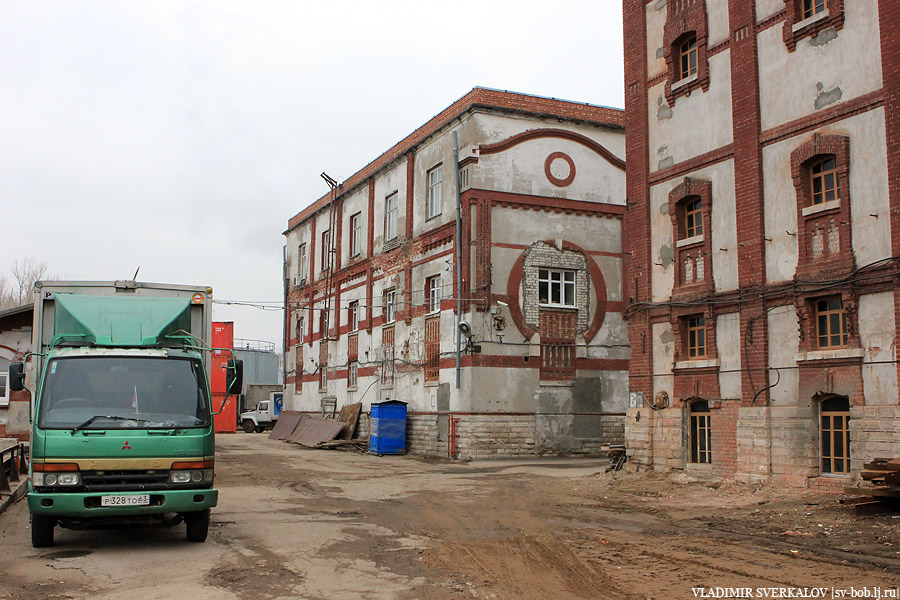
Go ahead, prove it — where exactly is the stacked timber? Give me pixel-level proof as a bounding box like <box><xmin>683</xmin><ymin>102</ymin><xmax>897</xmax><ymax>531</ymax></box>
<box><xmin>841</xmin><ymin>458</ymin><xmax>900</xmax><ymax>514</ymax></box>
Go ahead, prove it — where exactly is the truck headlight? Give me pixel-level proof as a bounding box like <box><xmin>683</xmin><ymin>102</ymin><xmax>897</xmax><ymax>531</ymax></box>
<box><xmin>32</xmin><ymin>463</ymin><xmax>80</xmax><ymax>487</ymax></box>
<box><xmin>169</xmin><ymin>470</ymin><xmax>213</xmax><ymax>484</ymax></box>
<box><xmin>34</xmin><ymin>472</ymin><xmax>81</xmax><ymax>486</ymax></box>
<box><xmin>169</xmin><ymin>471</ymin><xmax>192</xmax><ymax>484</ymax></box>
<box><xmin>57</xmin><ymin>473</ymin><xmax>81</xmax><ymax>486</ymax></box>
<box><xmin>170</xmin><ymin>461</ymin><xmax>214</xmax><ymax>485</ymax></box>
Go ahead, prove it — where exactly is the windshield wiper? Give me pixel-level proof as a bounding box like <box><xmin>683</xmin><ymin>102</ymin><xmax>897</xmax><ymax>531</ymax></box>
<box><xmin>72</xmin><ymin>415</ymin><xmax>153</xmax><ymax>433</ymax></box>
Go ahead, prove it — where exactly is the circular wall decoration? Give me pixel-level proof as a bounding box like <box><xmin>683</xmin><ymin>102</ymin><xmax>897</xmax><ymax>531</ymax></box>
<box><xmin>544</xmin><ymin>152</ymin><xmax>576</xmax><ymax>187</ymax></box>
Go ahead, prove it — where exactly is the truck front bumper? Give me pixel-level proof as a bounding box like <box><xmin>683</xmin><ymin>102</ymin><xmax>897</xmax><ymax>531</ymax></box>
<box><xmin>27</xmin><ymin>486</ymin><xmax>218</xmax><ymax>517</ymax></box>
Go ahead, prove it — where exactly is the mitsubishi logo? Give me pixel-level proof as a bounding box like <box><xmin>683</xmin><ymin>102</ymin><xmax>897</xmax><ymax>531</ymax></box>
<box><xmin>122</xmin><ymin>441</ymin><xmax>132</xmax><ymax>450</ymax></box>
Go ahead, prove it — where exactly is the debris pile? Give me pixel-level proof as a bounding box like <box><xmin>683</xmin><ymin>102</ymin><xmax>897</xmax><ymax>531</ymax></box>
<box><xmin>267</xmin><ymin>404</ymin><xmax>365</xmax><ymax>452</ymax></box>
<box><xmin>841</xmin><ymin>458</ymin><xmax>900</xmax><ymax>515</ymax></box>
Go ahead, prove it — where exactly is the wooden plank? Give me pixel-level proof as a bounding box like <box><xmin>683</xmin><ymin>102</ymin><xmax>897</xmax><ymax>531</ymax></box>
<box><xmin>841</xmin><ymin>495</ymin><xmax>881</xmax><ymax>505</ymax></box>
<box><xmin>336</xmin><ymin>403</ymin><xmax>361</xmax><ymax>440</ymax></box>
<box><xmin>844</xmin><ymin>486</ymin><xmax>900</xmax><ymax>498</ymax></box>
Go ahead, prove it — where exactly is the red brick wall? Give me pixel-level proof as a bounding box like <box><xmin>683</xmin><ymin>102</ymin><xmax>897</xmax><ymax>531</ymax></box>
<box><xmin>623</xmin><ymin>0</ymin><xmax>653</xmax><ymax>400</ymax></box>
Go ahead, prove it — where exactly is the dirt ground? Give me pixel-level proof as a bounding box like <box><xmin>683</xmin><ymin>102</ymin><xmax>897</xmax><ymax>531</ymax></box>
<box><xmin>1</xmin><ymin>434</ymin><xmax>899</xmax><ymax>600</ymax></box>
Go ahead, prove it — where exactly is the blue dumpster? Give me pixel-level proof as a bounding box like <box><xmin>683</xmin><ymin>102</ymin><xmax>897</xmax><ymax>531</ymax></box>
<box><xmin>369</xmin><ymin>400</ymin><xmax>407</xmax><ymax>455</ymax></box>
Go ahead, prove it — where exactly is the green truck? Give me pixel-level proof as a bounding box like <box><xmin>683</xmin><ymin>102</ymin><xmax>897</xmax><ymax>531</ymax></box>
<box><xmin>8</xmin><ymin>280</ymin><xmax>241</xmax><ymax>547</ymax></box>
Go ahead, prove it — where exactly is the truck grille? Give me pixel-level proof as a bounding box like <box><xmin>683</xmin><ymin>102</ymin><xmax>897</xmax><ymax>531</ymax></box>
<box><xmin>81</xmin><ymin>470</ymin><xmax>171</xmax><ymax>492</ymax></box>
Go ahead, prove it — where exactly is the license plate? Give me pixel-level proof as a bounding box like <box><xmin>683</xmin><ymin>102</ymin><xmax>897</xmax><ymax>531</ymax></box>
<box><xmin>100</xmin><ymin>494</ymin><xmax>150</xmax><ymax>507</ymax></box>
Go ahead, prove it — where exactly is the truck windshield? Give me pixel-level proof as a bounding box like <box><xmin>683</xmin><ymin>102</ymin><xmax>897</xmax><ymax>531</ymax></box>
<box><xmin>38</xmin><ymin>357</ymin><xmax>211</xmax><ymax>429</ymax></box>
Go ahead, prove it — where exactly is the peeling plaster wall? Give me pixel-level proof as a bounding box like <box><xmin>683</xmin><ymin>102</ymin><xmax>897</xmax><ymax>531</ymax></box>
<box><xmin>339</xmin><ymin>186</ymin><xmax>368</xmax><ymax>268</ymax></box>
<box><xmin>649</xmin><ymin>159</ymin><xmax>738</xmax><ymax>300</ymax></box>
<box><xmin>475</xmin><ymin>137</ymin><xmax>624</xmax><ymax>203</ymax></box>
<box><xmin>757</xmin><ymin>2</ymin><xmax>883</xmax><ymax>131</ymax></box>
<box><xmin>473</xmin><ymin>112</ymin><xmax>625</xmax><ymax>162</ymax></box>
<box><xmin>652</xmin><ymin>321</ymin><xmax>675</xmax><ymax>401</ymax></box>
<box><xmin>859</xmin><ymin>292</ymin><xmax>898</xmax><ymax>406</ymax></box>
<box><xmin>763</xmin><ymin>109</ymin><xmax>892</xmax><ymax>282</ymax></box>
<box><xmin>767</xmin><ymin>305</ymin><xmax>801</xmax><ymax>407</ymax></box>
<box><xmin>717</xmin><ymin>312</ymin><xmax>741</xmax><ymax>399</ymax></box>
<box><xmin>706</xmin><ymin>0</ymin><xmax>730</xmax><ymax>47</ymax></box>
<box><xmin>372</xmin><ymin>161</ymin><xmax>405</xmax><ymax>251</ymax></box>
<box><xmin>755</xmin><ymin>0</ymin><xmax>783</xmax><ymax>21</ymax></box>
<box><xmin>646</xmin><ymin>0</ymin><xmax>667</xmax><ymax>79</ymax></box>
<box><xmin>648</xmin><ymin>52</ymin><xmax>734</xmax><ymax>172</ymax></box>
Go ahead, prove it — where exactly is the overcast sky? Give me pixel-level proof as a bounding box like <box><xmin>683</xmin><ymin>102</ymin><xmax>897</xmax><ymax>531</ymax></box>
<box><xmin>0</xmin><ymin>1</ymin><xmax>624</xmax><ymax>351</ymax></box>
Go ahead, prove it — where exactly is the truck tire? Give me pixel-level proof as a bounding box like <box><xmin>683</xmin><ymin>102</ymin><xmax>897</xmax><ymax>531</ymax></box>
<box><xmin>31</xmin><ymin>514</ymin><xmax>55</xmax><ymax>548</ymax></box>
<box><xmin>255</xmin><ymin>426</ymin><xmax>265</xmax><ymax>433</ymax></box>
<box><xmin>185</xmin><ymin>509</ymin><xmax>210</xmax><ymax>543</ymax></box>
<box><xmin>242</xmin><ymin>420</ymin><xmax>255</xmax><ymax>433</ymax></box>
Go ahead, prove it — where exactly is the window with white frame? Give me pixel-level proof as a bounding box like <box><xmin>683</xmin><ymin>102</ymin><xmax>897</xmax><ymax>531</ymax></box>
<box><xmin>538</xmin><ymin>269</ymin><xmax>576</xmax><ymax>307</ymax></box>
<box><xmin>427</xmin><ymin>165</ymin><xmax>443</xmax><ymax>219</ymax></box>
<box><xmin>319</xmin><ymin>364</ymin><xmax>328</xmax><ymax>391</ymax></box>
<box><xmin>348</xmin><ymin>301</ymin><xmax>359</xmax><ymax>332</ymax></box>
<box><xmin>349</xmin><ymin>212</ymin><xmax>362</xmax><ymax>257</ymax></box>
<box><xmin>385</xmin><ymin>193</ymin><xmax>398</xmax><ymax>241</ymax></box>
<box><xmin>298</xmin><ymin>243</ymin><xmax>308</xmax><ymax>281</ymax></box>
<box><xmin>426</xmin><ymin>275</ymin><xmax>441</xmax><ymax>314</ymax></box>
<box><xmin>383</xmin><ymin>289</ymin><xmax>396</xmax><ymax>323</ymax></box>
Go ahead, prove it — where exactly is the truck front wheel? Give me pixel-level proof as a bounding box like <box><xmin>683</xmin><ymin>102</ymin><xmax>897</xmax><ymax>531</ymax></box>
<box><xmin>31</xmin><ymin>514</ymin><xmax>55</xmax><ymax>548</ymax></box>
<box><xmin>185</xmin><ymin>509</ymin><xmax>210</xmax><ymax>543</ymax></box>
<box><xmin>242</xmin><ymin>420</ymin><xmax>255</xmax><ymax>433</ymax></box>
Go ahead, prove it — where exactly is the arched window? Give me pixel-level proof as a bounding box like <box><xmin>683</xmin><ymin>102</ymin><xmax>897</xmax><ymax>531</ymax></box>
<box><xmin>689</xmin><ymin>399</ymin><xmax>711</xmax><ymax>464</ymax></box>
<box><xmin>820</xmin><ymin>395</ymin><xmax>850</xmax><ymax>475</ymax></box>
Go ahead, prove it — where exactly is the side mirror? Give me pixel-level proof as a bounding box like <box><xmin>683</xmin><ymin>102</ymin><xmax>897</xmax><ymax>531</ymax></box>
<box><xmin>9</xmin><ymin>362</ymin><xmax>25</xmax><ymax>392</ymax></box>
<box><xmin>225</xmin><ymin>359</ymin><xmax>243</xmax><ymax>397</ymax></box>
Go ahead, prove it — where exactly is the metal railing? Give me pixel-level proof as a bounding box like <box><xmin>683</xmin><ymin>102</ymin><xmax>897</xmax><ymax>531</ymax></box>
<box><xmin>233</xmin><ymin>338</ymin><xmax>276</xmax><ymax>352</ymax></box>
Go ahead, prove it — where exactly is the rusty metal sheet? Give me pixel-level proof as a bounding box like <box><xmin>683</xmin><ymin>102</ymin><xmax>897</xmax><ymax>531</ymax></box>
<box><xmin>289</xmin><ymin>417</ymin><xmax>346</xmax><ymax>447</ymax></box>
<box><xmin>336</xmin><ymin>403</ymin><xmax>361</xmax><ymax>440</ymax></box>
<box><xmin>268</xmin><ymin>411</ymin><xmax>306</xmax><ymax>440</ymax></box>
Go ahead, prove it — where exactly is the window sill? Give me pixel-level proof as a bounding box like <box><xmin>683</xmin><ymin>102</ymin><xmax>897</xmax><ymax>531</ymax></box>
<box><xmin>382</xmin><ymin>322</ymin><xmax>395</xmax><ymax>328</ymax></box>
<box><xmin>424</xmin><ymin>380</ymin><xmax>441</xmax><ymax>388</ymax></box>
<box><xmin>801</xmin><ymin>199</ymin><xmax>840</xmax><ymax>217</ymax></box>
<box><xmin>676</xmin><ymin>234</ymin><xmax>704</xmax><ymax>249</ymax></box>
<box><xmin>538</xmin><ymin>304</ymin><xmax>577</xmax><ymax>311</ymax></box>
<box><xmin>538</xmin><ymin>380</ymin><xmax>573</xmax><ymax>387</ymax></box>
<box><xmin>671</xmin><ymin>73</ymin><xmax>698</xmax><ymax>92</ymax></box>
<box><xmin>796</xmin><ymin>348</ymin><xmax>863</xmax><ymax>362</ymax></box>
<box><xmin>792</xmin><ymin>9</ymin><xmax>829</xmax><ymax>33</ymax></box>
<box><xmin>425</xmin><ymin>213</ymin><xmax>443</xmax><ymax>222</ymax></box>
<box><xmin>674</xmin><ymin>358</ymin><xmax>719</xmax><ymax>370</ymax></box>
<box><xmin>685</xmin><ymin>462</ymin><xmax>714</xmax><ymax>471</ymax></box>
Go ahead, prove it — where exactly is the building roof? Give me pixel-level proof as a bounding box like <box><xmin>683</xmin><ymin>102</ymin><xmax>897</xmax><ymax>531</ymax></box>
<box><xmin>0</xmin><ymin>303</ymin><xmax>32</xmax><ymax>336</ymax></box>
<box><xmin>285</xmin><ymin>87</ymin><xmax>624</xmax><ymax>233</ymax></box>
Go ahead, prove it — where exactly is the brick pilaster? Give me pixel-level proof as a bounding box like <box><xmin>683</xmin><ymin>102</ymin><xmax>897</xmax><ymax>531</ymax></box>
<box><xmin>879</xmin><ymin>0</ymin><xmax>900</xmax><ymax>404</ymax></box>
<box><xmin>623</xmin><ymin>0</ymin><xmax>653</xmax><ymax>400</ymax></box>
<box><xmin>729</xmin><ymin>0</ymin><xmax>769</xmax><ymax>406</ymax></box>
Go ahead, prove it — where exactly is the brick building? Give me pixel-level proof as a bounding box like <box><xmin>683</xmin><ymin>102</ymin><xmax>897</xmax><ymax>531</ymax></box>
<box><xmin>623</xmin><ymin>0</ymin><xmax>900</xmax><ymax>487</ymax></box>
<box><xmin>0</xmin><ymin>304</ymin><xmax>32</xmax><ymax>441</ymax></box>
<box><xmin>283</xmin><ymin>88</ymin><xmax>627</xmax><ymax>458</ymax></box>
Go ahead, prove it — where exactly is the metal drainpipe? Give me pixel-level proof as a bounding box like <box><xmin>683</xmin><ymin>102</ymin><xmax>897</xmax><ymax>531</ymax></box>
<box><xmin>282</xmin><ymin>245</ymin><xmax>288</xmax><ymax>396</ymax></box>
<box><xmin>453</xmin><ymin>130</ymin><xmax>462</xmax><ymax>390</ymax></box>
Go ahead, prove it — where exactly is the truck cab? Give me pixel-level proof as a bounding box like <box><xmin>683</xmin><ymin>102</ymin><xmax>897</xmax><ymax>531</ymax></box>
<box><xmin>9</xmin><ymin>281</ymin><xmax>241</xmax><ymax>547</ymax></box>
<box><xmin>240</xmin><ymin>395</ymin><xmax>279</xmax><ymax>433</ymax></box>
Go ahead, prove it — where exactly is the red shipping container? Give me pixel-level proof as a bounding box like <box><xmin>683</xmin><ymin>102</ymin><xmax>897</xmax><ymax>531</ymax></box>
<box><xmin>211</xmin><ymin>322</ymin><xmax>236</xmax><ymax>433</ymax></box>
